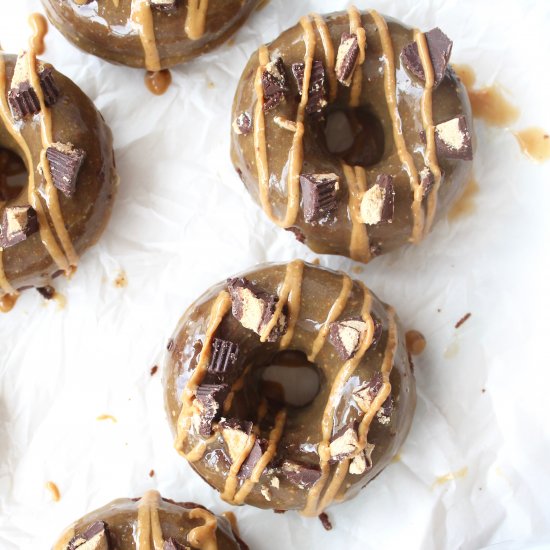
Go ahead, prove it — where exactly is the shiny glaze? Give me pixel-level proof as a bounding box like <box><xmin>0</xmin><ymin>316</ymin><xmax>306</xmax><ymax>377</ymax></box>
<box><xmin>164</xmin><ymin>262</ymin><xmax>416</xmax><ymax>515</ymax></box>
<box><xmin>41</xmin><ymin>0</ymin><xmax>260</xmax><ymax>70</ymax></box>
<box><xmin>52</xmin><ymin>491</ymin><xmax>245</xmax><ymax>550</ymax></box>
<box><xmin>231</xmin><ymin>10</ymin><xmax>473</xmax><ymax>262</ymax></box>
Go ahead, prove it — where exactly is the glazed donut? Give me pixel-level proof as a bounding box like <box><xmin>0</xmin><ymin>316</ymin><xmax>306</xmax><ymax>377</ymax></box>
<box><xmin>231</xmin><ymin>8</ymin><xmax>473</xmax><ymax>262</ymax></box>
<box><xmin>41</xmin><ymin>0</ymin><xmax>260</xmax><ymax>71</ymax></box>
<box><xmin>52</xmin><ymin>490</ymin><xmax>248</xmax><ymax>549</ymax></box>
<box><xmin>0</xmin><ymin>50</ymin><xmax>116</xmax><ymax>312</ymax></box>
<box><xmin>164</xmin><ymin>261</ymin><xmax>416</xmax><ymax>516</ymax></box>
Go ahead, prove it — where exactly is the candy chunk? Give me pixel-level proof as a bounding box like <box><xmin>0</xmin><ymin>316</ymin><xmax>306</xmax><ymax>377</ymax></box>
<box><xmin>238</xmin><ymin>437</ymin><xmax>267</xmax><ymax>479</ymax></box>
<box><xmin>349</xmin><ymin>443</ymin><xmax>375</xmax><ymax>475</ymax></box>
<box><xmin>0</xmin><ymin>205</ymin><xmax>38</xmax><ymax>249</ymax></box>
<box><xmin>281</xmin><ymin>460</ymin><xmax>321</xmax><ymax>489</ymax></box>
<box><xmin>328</xmin><ymin>318</ymin><xmax>368</xmax><ymax>360</ymax></box>
<box><xmin>299</xmin><ymin>173</ymin><xmax>339</xmax><ymax>224</ymax></box>
<box><xmin>434</xmin><ymin>115</ymin><xmax>473</xmax><ymax>160</ymax></box>
<box><xmin>219</xmin><ymin>418</ymin><xmax>253</xmax><ymax>463</ymax></box>
<box><xmin>329</xmin><ymin>423</ymin><xmax>360</xmax><ymax>462</ymax></box>
<box><xmin>291</xmin><ymin>60</ymin><xmax>328</xmax><ymax>115</ymax></box>
<box><xmin>352</xmin><ymin>373</ymin><xmax>383</xmax><ymax>413</ymax></box>
<box><xmin>45</xmin><ymin>142</ymin><xmax>86</xmax><ymax>197</ymax></box>
<box><xmin>420</xmin><ymin>167</ymin><xmax>436</xmax><ymax>197</ymax></box>
<box><xmin>163</xmin><ymin>538</ymin><xmax>189</xmax><ymax>550</ymax></box>
<box><xmin>335</xmin><ymin>32</ymin><xmax>360</xmax><ymax>86</ymax></box>
<box><xmin>194</xmin><ymin>383</ymin><xmax>229</xmax><ymax>436</ymax></box>
<box><xmin>207</xmin><ymin>338</ymin><xmax>240</xmax><ymax>383</ymax></box>
<box><xmin>67</xmin><ymin>521</ymin><xmax>109</xmax><ymax>550</ymax></box>
<box><xmin>359</xmin><ymin>174</ymin><xmax>395</xmax><ymax>225</ymax></box>
<box><xmin>151</xmin><ymin>0</ymin><xmax>178</xmax><ymax>11</ymax></box>
<box><xmin>261</xmin><ymin>57</ymin><xmax>289</xmax><ymax>111</ymax></box>
<box><xmin>232</xmin><ymin>112</ymin><xmax>252</xmax><ymax>135</ymax></box>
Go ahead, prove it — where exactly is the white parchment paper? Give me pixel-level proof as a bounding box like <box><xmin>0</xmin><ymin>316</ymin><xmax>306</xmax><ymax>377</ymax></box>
<box><xmin>1</xmin><ymin>0</ymin><xmax>550</xmax><ymax>548</ymax></box>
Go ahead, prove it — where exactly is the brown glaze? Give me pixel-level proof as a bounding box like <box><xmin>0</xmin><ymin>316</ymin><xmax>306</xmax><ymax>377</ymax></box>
<box><xmin>41</xmin><ymin>0</ymin><xmax>260</xmax><ymax>70</ymax></box>
<box><xmin>448</xmin><ymin>178</ymin><xmax>478</xmax><ymax>221</ymax></box>
<box><xmin>52</xmin><ymin>491</ymin><xmax>247</xmax><ymax>550</ymax></box>
<box><xmin>163</xmin><ymin>261</ymin><xmax>416</xmax><ymax>515</ymax></box>
<box><xmin>514</xmin><ymin>127</ymin><xmax>550</xmax><ymax>163</ymax></box>
<box><xmin>29</xmin><ymin>13</ymin><xmax>49</xmax><ymax>55</ymax></box>
<box><xmin>145</xmin><ymin>68</ymin><xmax>172</xmax><ymax>95</ymax></box>
<box><xmin>0</xmin><ymin>52</ymin><xmax>117</xmax><ymax>307</ymax></box>
<box><xmin>231</xmin><ymin>10</ymin><xmax>473</xmax><ymax>262</ymax></box>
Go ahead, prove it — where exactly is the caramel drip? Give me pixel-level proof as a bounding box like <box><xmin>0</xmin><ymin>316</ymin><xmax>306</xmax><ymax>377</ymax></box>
<box><xmin>188</xmin><ymin>507</ymin><xmax>218</xmax><ymax>550</ymax></box>
<box><xmin>175</xmin><ymin>291</ymin><xmax>232</xmax><ymax>450</ymax></box>
<box><xmin>259</xmin><ymin>259</ymin><xmax>304</xmax><ymax>347</ymax></box>
<box><xmin>308</xmin><ymin>274</ymin><xmax>353</xmax><ymax>362</ymax></box>
<box><xmin>185</xmin><ymin>0</ymin><xmax>210</xmax><ymax>41</ymax></box>
<box><xmin>145</xmin><ymin>69</ymin><xmax>172</xmax><ymax>95</ymax></box>
<box><xmin>303</xmin><ymin>283</ymin><xmax>374</xmax><ymax>516</ymax></box>
<box><xmin>414</xmin><ymin>30</ymin><xmax>443</xmax><ymax>236</ymax></box>
<box><xmin>369</xmin><ymin>11</ymin><xmax>424</xmax><ymax>244</ymax></box>
<box><xmin>343</xmin><ymin>163</ymin><xmax>371</xmax><ymax>262</ymax></box>
<box><xmin>312</xmin><ymin>13</ymin><xmax>337</xmax><ymax>102</ymax></box>
<box><xmin>131</xmin><ymin>0</ymin><xmax>161</xmax><ymax>72</ymax></box>
<box><xmin>28</xmin><ymin>13</ymin><xmax>48</xmax><ymax>55</ymax></box>
<box><xmin>348</xmin><ymin>6</ymin><xmax>367</xmax><ymax>107</ymax></box>
<box><xmin>233</xmin><ymin>408</ymin><xmax>287</xmax><ymax>504</ymax></box>
<box><xmin>253</xmin><ymin>17</ymin><xmax>316</xmax><ymax>228</ymax></box>
<box><xmin>0</xmin><ymin>289</ymin><xmax>18</xmax><ymax>312</ymax></box>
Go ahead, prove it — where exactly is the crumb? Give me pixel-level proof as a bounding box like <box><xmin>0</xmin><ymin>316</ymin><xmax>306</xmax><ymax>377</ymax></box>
<box><xmin>149</xmin><ymin>469</ymin><xmax>155</xmax><ymax>477</ymax></box>
<box><xmin>455</xmin><ymin>312</ymin><xmax>471</xmax><ymax>329</ymax></box>
<box><xmin>45</xmin><ymin>481</ymin><xmax>60</xmax><ymax>502</ymax></box>
<box><xmin>274</xmin><ymin>509</ymin><xmax>286</xmax><ymax>514</ymax></box>
<box><xmin>167</xmin><ymin>339</ymin><xmax>174</xmax><ymax>351</ymax></box>
<box><xmin>318</xmin><ymin>512</ymin><xmax>333</xmax><ymax>531</ymax></box>
<box><xmin>114</xmin><ymin>270</ymin><xmax>128</xmax><ymax>288</ymax></box>
<box><xmin>96</xmin><ymin>414</ymin><xmax>117</xmax><ymax>423</ymax></box>
<box><xmin>207</xmin><ymin>81</ymin><xmax>215</xmax><ymax>89</ymax></box>
<box><xmin>150</xmin><ymin>365</ymin><xmax>159</xmax><ymax>376</ymax></box>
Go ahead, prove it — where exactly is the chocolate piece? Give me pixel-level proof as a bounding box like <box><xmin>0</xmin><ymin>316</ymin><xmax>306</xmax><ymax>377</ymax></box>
<box><xmin>434</xmin><ymin>115</ymin><xmax>473</xmax><ymax>160</ymax></box>
<box><xmin>233</xmin><ymin>112</ymin><xmax>252</xmax><ymax>135</ymax></box>
<box><xmin>359</xmin><ymin>174</ymin><xmax>395</xmax><ymax>225</ymax></box>
<box><xmin>45</xmin><ymin>142</ymin><xmax>86</xmax><ymax>197</ymax></box>
<box><xmin>352</xmin><ymin>373</ymin><xmax>383</xmax><ymax>413</ymax></box>
<box><xmin>329</xmin><ymin>423</ymin><xmax>360</xmax><ymax>462</ymax></box>
<box><xmin>285</xmin><ymin>226</ymin><xmax>305</xmax><ymax>243</ymax></box>
<box><xmin>40</xmin><ymin>66</ymin><xmax>60</xmax><ymax>106</ymax></box>
<box><xmin>401</xmin><ymin>28</ymin><xmax>453</xmax><ymax>87</ymax></box>
<box><xmin>0</xmin><ymin>205</ymin><xmax>38</xmax><ymax>249</ymax></box>
<box><xmin>208</xmin><ymin>338</ymin><xmax>240</xmax><ymax>383</ymax></box>
<box><xmin>239</xmin><ymin>438</ymin><xmax>267</xmax><ymax>479</ymax></box>
<box><xmin>335</xmin><ymin>32</ymin><xmax>360</xmax><ymax>86</ymax></box>
<box><xmin>37</xmin><ymin>285</ymin><xmax>55</xmax><ymax>299</ymax></box>
<box><xmin>291</xmin><ymin>60</ymin><xmax>328</xmax><ymax>115</ymax></box>
<box><xmin>318</xmin><ymin>512</ymin><xmax>333</xmax><ymax>531</ymax></box>
<box><xmin>227</xmin><ymin>278</ymin><xmax>287</xmax><ymax>342</ymax></box>
<box><xmin>299</xmin><ymin>173</ymin><xmax>339</xmax><ymax>224</ymax></box>
<box><xmin>219</xmin><ymin>418</ymin><xmax>254</xmax><ymax>463</ymax></box>
<box><xmin>261</xmin><ymin>57</ymin><xmax>289</xmax><ymax>111</ymax></box>
<box><xmin>377</xmin><ymin>395</ymin><xmax>393</xmax><ymax>424</ymax></box>
<box><xmin>328</xmin><ymin>318</ymin><xmax>368</xmax><ymax>360</ymax></box>
<box><xmin>281</xmin><ymin>460</ymin><xmax>321</xmax><ymax>489</ymax></box>
<box><xmin>194</xmin><ymin>383</ymin><xmax>229</xmax><ymax>436</ymax></box>
<box><xmin>420</xmin><ymin>167</ymin><xmax>436</xmax><ymax>198</ymax></box>
<box><xmin>8</xmin><ymin>81</ymin><xmax>40</xmax><ymax>119</ymax></box>
<box><xmin>349</xmin><ymin>443</ymin><xmax>375</xmax><ymax>475</ymax></box>
<box><xmin>67</xmin><ymin>521</ymin><xmax>110</xmax><ymax>550</ymax></box>
<box><xmin>163</xmin><ymin>539</ymin><xmax>189</xmax><ymax>550</ymax></box>
<box><xmin>151</xmin><ymin>0</ymin><xmax>178</xmax><ymax>12</ymax></box>
<box><xmin>371</xmin><ymin>317</ymin><xmax>383</xmax><ymax>349</ymax></box>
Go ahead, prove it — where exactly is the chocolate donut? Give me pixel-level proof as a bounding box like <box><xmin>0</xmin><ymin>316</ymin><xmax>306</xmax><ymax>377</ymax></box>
<box><xmin>231</xmin><ymin>8</ymin><xmax>473</xmax><ymax>262</ymax></box>
<box><xmin>164</xmin><ymin>261</ymin><xmax>416</xmax><ymax>515</ymax></box>
<box><xmin>0</xmin><ymin>51</ymin><xmax>116</xmax><ymax>312</ymax></box>
<box><xmin>41</xmin><ymin>0</ymin><xmax>260</xmax><ymax>71</ymax></box>
<box><xmin>52</xmin><ymin>490</ymin><xmax>248</xmax><ymax>549</ymax></box>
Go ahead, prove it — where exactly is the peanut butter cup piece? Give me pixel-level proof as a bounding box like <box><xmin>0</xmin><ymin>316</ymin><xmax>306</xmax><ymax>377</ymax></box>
<box><xmin>291</xmin><ymin>60</ymin><xmax>328</xmax><ymax>115</ymax></box>
<box><xmin>0</xmin><ymin>205</ymin><xmax>38</xmax><ymax>249</ymax></box>
<box><xmin>163</xmin><ymin>539</ymin><xmax>189</xmax><ymax>550</ymax></box>
<box><xmin>238</xmin><ymin>437</ymin><xmax>268</xmax><ymax>479</ymax></box>
<box><xmin>328</xmin><ymin>318</ymin><xmax>368</xmax><ymax>360</ymax></box>
<box><xmin>194</xmin><ymin>383</ymin><xmax>229</xmax><ymax>436</ymax></box>
<box><xmin>207</xmin><ymin>338</ymin><xmax>240</xmax><ymax>383</ymax></box>
<box><xmin>377</xmin><ymin>395</ymin><xmax>393</xmax><ymax>425</ymax></box>
<box><xmin>435</xmin><ymin>115</ymin><xmax>473</xmax><ymax>160</ymax></box>
<box><xmin>232</xmin><ymin>112</ymin><xmax>252</xmax><ymax>135</ymax></box>
<box><xmin>420</xmin><ymin>167</ymin><xmax>436</xmax><ymax>198</ymax></box>
<box><xmin>329</xmin><ymin>423</ymin><xmax>361</xmax><ymax>462</ymax></box>
<box><xmin>359</xmin><ymin>174</ymin><xmax>395</xmax><ymax>225</ymax></box>
<box><xmin>67</xmin><ymin>521</ymin><xmax>110</xmax><ymax>550</ymax></box>
<box><xmin>45</xmin><ymin>142</ymin><xmax>86</xmax><ymax>197</ymax></box>
<box><xmin>349</xmin><ymin>443</ymin><xmax>375</xmax><ymax>475</ymax></box>
<box><xmin>151</xmin><ymin>0</ymin><xmax>178</xmax><ymax>12</ymax></box>
<box><xmin>281</xmin><ymin>460</ymin><xmax>321</xmax><ymax>489</ymax></box>
<box><xmin>219</xmin><ymin>418</ymin><xmax>254</xmax><ymax>463</ymax></box>
<box><xmin>299</xmin><ymin>173</ymin><xmax>339</xmax><ymax>224</ymax></box>
<box><xmin>352</xmin><ymin>373</ymin><xmax>383</xmax><ymax>413</ymax></box>
<box><xmin>335</xmin><ymin>32</ymin><xmax>360</xmax><ymax>86</ymax></box>
<box><xmin>261</xmin><ymin>57</ymin><xmax>289</xmax><ymax>111</ymax></box>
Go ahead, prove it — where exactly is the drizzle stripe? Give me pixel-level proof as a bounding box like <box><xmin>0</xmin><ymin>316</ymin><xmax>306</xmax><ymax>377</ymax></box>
<box><xmin>344</xmin><ymin>163</ymin><xmax>371</xmax><ymax>262</ymax></box>
<box><xmin>312</xmin><ymin>13</ymin><xmax>337</xmax><ymax>102</ymax></box>
<box><xmin>185</xmin><ymin>0</ymin><xmax>210</xmax><ymax>41</ymax></box>
<box><xmin>131</xmin><ymin>0</ymin><xmax>161</xmax><ymax>72</ymax></box>
<box><xmin>348</xmin><ymin>6</ymin><xmax>367</xmax><ymax>107</ymax></box>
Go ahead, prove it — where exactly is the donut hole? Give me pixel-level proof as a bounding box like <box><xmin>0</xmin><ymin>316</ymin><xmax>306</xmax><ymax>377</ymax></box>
<box><xmin>0</xmin><ymin>148</ymin><xmax>27</xmax><ymax>201</ymax></box>
<box><xmin>260</xmin><ymin>351</ymin><xmax>321</xmax><ymax>408</ymax></box>
<box><xmin>322</xmin><ymin>107</ymin><xmax>385</xmax><ymax>168</ymax></box>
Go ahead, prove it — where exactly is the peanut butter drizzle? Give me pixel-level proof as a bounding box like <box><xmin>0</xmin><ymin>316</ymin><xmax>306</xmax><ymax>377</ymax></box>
<box><xmin>348</xmin><ymin>6</ymin><xmax>366</xmax><ymax>108</ymax></box>
<box><xmin>369</xmin><ymin>10</ymin><xmax>424</xmax><ymax>244</ymax></box>
<box><xmin>188</xmin><ymin>507</ymin><xmax>218</xmax><ymax>550</ymax></box>
<box><xmin>343</xmin><ymin>163</ymin><xmax>371</xmax><ymax>262</ymax></box>
<box><xmin>303</xmin><ymin>283</ymin><xmax>374</xmax><ymax>516</ymax></box>
<box><xmin>414</xmin><ymin>29</ymin><xmax>443</xmax><ymax>236</ymax></box>
<box><xmin>308</xmin><ymin>273</ymin><xmax>353</xmax><ymax>362</ymax></box>
<box><xmin>221</xmin><ymin>429</ymin><xmax>258</xmax><ymax>502</ymax></box>
<box><xmin>175</xmin><ymin>291</ymin><xmax>232</xmax><ymax>450</ymax></box>
<box><xmin>185</xmin><ymin>433</ymin><xmax>218</xmax><ymax>462</ymax></box>
<box><xmin>312</xmin><ymin>13</ymin><xmax>337</xmax><ymax>102</ymax></box>
<box><xmin>131</xmin><ymin>0</ymin><xmax>161</xmax><ymax>72</ymax></box>
<box><xmin>28</xmin><ymin>13</ymin><xmax>48</xmax><ymax>55</ymax></box>
<box><xmin>185</xmin><ymin>0</ymin><xmax>210</xmax><ymax>41</ymax></box>
<box><xmin>253</xmin><ymin>17</ymin><xmax>316</xmax><ymax>228</ymax></box>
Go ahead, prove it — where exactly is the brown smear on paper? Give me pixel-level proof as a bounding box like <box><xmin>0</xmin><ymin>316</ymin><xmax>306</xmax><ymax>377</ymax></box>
<box><xmin>514</xmin><ymin>128</ymin><xmax>550</xmax><ymax>163</ymax></box>
<box><xmin>448</xmin><ymin>179</ymin><xmax>479</xmax><ymax>221</ymax></box>
<box><xmin>97</xmin><ymin>414</ymin><xmax>117</xmax><ymax>423</ymax></box>
<box><xmin>431</xmin><ymin>466</ymin><xmax>468</xmax><ymax>489</ymax></box>
<box><xmin>45</xmin><ymin>481</ymin><xmax>61</xmax><ymax>502</ymax></box>
<box><xmin>114</xmin><ymin>270</ymin><xmax>128</xmax><ymax>288</ymax></box>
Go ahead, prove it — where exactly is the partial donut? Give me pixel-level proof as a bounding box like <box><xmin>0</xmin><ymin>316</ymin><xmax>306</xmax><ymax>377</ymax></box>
<box><xmin>42</xmin><ymin>0</ymin><xmax>260</xmax><ymax>70</ymax></box>
<box><xmin>231</xmin><ymin>8</ymin><xmax>473</xmax><ymax>262</ymax></box>
<box><xmin>52</xmin><ymin>490</ymin><xmax>248</xmax><ymax>549</ymax></box>
<box><xmin>164</xmin><ymin>261</ymin><xmax>416</xmax><ymax>516</ymax></box>
<box><xmin>0</xmin><ymin>51</ymin><xmax>117</xmax><ymax>312</ymax></box>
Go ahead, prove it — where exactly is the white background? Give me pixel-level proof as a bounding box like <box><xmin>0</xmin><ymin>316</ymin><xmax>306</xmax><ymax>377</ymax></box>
<box><xmin>1</xmin><ymin>0</ymin><xmax>550</xmax><ymax>548</ymax></box>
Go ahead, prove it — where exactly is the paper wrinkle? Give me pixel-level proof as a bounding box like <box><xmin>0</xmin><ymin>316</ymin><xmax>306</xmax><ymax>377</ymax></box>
<box><xmin>1</xmin><ymin>0</ymin><xmax>550</xmax><ymax>549</ymax></box>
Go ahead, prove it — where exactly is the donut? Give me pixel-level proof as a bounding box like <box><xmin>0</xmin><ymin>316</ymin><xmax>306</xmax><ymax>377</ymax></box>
<box><xmin>0</xmin><ymin>50</ymin><xmax>116</xmax><ymax>312</ymax></box>
<box><xmin>52</xmin><ymin>490</ymin><xmax>248</xmax><ymax>549</ymax></box>
<box><xmin>164</xmin><ymin>261</ymin><xmax>416</xmax><ymax>515</ymax></box>
<box><xmin>231</xmin><ymin>8</ymin><xmax>473</xmax><ymax>262</ymax></box>
<box><xmin>41</xmin><ymin>0</ymin><xmax>260</xmax><ymax>71</ymax></box>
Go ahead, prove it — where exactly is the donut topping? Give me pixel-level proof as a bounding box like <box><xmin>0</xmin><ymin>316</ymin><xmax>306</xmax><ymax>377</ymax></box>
<box><xmin>238</xmin><ymin>438</ymin><xmax>268</xmax><ymax>479</ymax></box>
<box><xmin>377</xmin><ymin>395</ymin><xmax>393</xmax><ymax>424</ymax></box>
<box><xmin>228</xmin><ymin>278</ymin><xmax>287</xmax><ymax>342</ymax></box>
<box><xmin>329</xmin><ymin>423</ymin><xmax>360</xmax><ymax>462</ymax></box>
<box><xmin>328</xmin><ymin>317</ymin><xmax>368</xmax><ymax>360</ymax></box>
<box><xmin>349</xmin><ymin>443</ymin><xmax>375</xmax><ymax>475</ymax></box>
<box><xmin>335</xmin><ymin>33</ymin><xmax>360</xmax><ymax>87</ymax></box>
<box><xmin>219</xmin><ymin>418</ymin><xmax>254</xmax><ymax>463</ymax></box>
<box><xmin>67</xmin><ymin>521</ymin><xmax>110</xmax><ymax>550</ymax></box>
<box><xmin>352</xmin><ymin>373</ymin><xmax>382</xmax><ymax>413</ymax></box>
<box><xmin>291</xmin><ymin>60</ymin><xmax>328</xmax><ymax>115</ymax></box>
<box><xmin>0</xmin><ymin>205</ymin><xmax>38</xmax><ymax>249</ymax></box>
<box><xmin>435</xmin><ymin>115</ymin><xmax>473</xmax><ymax>160</ymax></box>
<box><xmin>281</xmin><ymin>460</ymin><xmax>321</xmax><ymax>489</ymax></box>
<box><xmin>151</xmin><ymin>0</ymin><xmax>178</xmax><ymax>12</ymax></box>
<box><xmin>401</xmin><ymin>27</ymin><xmax>453</xmax><ymax>87</ymax></box>
<box><xmin>163</xmin><ymin>539</ymin><xmax>188</xmax><ymax>550</ymax></box>
<box><xmin>45</xmin><ymin>142</ymin><xmax>86</xmax><ymax>197</ymax></box>
<box><xmin>420</xmin><ymin>167</ymin><xmax>436</xmax><ymax>198</ymax></box>
<box><xmin>359</xmin><ymin>174</ymin><xmax>395</xmax><ymax>225</ymax></box>
<box><xmin>207</xmin><ymin>338</ymin><xmax>241</xmax><ymax>383</ymax></box>
<box><xmin>261</xmin><ymin>58</ymin><xmax>290</xmax><ymax>111</ymax></box>
<box><xmin>299</xmin><ymin>173</ymin><xmax>339</xmax><ymax>224</ymax></box>
<box><xmin>194</xmin><ymin>383</ymin><xmax>229</xmax><ymax>436</ymax></box>
<box><xmin>232</xmin><ymin>112</ymin><xmax>252</xmax><ymax>135</ymax></box>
